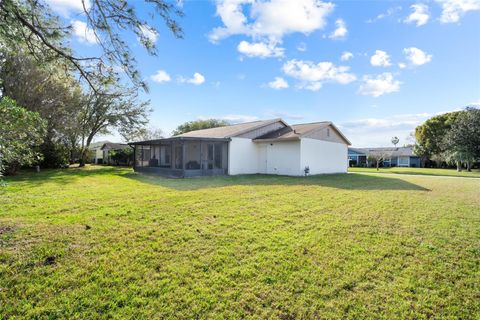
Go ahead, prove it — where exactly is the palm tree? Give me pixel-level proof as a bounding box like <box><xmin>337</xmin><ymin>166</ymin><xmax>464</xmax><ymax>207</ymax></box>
<box><xmin>391</xmin><ymin>136</ymin><xmax>399</xmax><ymax>147</ymax></box>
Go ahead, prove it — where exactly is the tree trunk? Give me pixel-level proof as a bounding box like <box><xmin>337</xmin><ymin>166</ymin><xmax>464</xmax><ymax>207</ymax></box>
<box><xmin>467</xmin><ymin>161</ymin><xmax>472</xmax><ymax>172</ymax></box>
<box><xmin>376</xmin><ymin>160</ymin><xmax>380</xmax><ymax>171</ymax></box>
<box><xmin>79</xmin><ymin>134</ymin><xmax>95</xmax><ymax>168</ymax></box>
<box><xmin>436</xmin><ymin>159</ymin><xmax>442</xmax><ymax>168</ymax></box>
<box><xmin>421</xmin><ymin>157</ymin><xmax>426</xmax><ymax>168</ymax></box>
<box><xmin>456</xmin><ymin>161</ymin><xmax>462</xmax><ymax>172</ymax></box>
<box><xmin>79</xmin><ymin>152</ymin><xmax>86</xmax><ymax>167</ymax></box>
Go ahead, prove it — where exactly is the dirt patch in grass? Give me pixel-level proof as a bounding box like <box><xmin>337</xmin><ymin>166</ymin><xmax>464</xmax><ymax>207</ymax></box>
<box><xmin>0</xmin><ymin>225</ymin><xmax>15</xmax><ymax>235</ymax></box>
<box><xmin>0</xmin><ymin>224</ymin><xmax>16</xmax><ymax>246</ymax></box>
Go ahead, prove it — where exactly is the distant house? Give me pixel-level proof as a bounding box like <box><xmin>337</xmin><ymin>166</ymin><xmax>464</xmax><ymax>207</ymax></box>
<box><xmin>348</xmin><ymin>146</ymin><xmax>421</xmax><ymax>167</ymax></box>
<box><xmin>101</xmin><ymin>143</ymin><xmax>131</xmax><ymax>165</ymax></box>
<box><xmin>88</xmin><ymin>140</ymin><xmax>110</xmax><ymax>164</ymax></box>
<box><xmin>129</xmin><ymin>118</ymin><xmax>351</xmax><ymax>178</ymax></box>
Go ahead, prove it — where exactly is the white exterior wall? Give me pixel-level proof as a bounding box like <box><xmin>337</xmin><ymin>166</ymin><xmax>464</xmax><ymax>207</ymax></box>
<box><xmin>300</xmin><ymin>138</ymin><xmax>348</xmax><ymax>174</ymax></box>
<box><xmin>228</xmin><ymin>138</ymin><xmax>302</xmax><ymax>176</ymax></box>
<box><xmin>94</xmin><ymin>148</ymin><xmax>103</xmax><ymax>164</ymax></box>
<box><xmin>228</xmin><ymin>138</ymin><xmax>260</xmax><ymax>175</ymax></box>
<box><xmin>258</xmin><ymin>141</ymin><xmax>301</xmax><ymax>176</ymax></box>
<box><xmin>228</xmin><ymin>137</ymin><xmax>347</xmax><ymax>176</ymax></box>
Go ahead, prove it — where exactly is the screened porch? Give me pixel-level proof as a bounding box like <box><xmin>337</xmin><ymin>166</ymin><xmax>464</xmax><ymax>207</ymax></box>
<box><xmin>130</xmin><ymin>138</ymin><xmax>229</xmax><ymax>178</ymax></box>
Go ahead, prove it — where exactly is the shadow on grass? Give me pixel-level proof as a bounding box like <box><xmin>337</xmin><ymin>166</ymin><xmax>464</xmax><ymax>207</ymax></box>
<box><xmin>125</xmin><ymin>171</ymin><xmax>430</xmax><ymax>192</ymax></box>
<box><xmin>4</xmin><ymin>166</ymin><xmax>430</xmax><ymax>192</ymax></box>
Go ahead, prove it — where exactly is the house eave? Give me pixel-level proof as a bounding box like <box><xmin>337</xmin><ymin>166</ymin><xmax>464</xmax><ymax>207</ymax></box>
<box><xmin>128</xmin><ymin>137</ymin><xmax>231</xmax><ymax>146</ymax></box>
<box><xmin>253</xmin><ymin>136</ymin><xmax>300</xmax><ymax>143</ymax></box>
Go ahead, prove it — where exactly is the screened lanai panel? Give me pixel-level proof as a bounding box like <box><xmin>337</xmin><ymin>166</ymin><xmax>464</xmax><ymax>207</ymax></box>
<box><xmin>217</xmin><ymin>142</ymin><xmax>228</xmax><ymax>169</ymax></box>
<box><xmin>173</xmin><ymin>142</ymin><xmax>183</xmax><ymax>169</ymax></box>
<box><xmin>185</xmin><ymin>141</ymin><xmax>201</xmax><ymax>170</ymax></box>
<box><xmin>135</xmin><ymin>145</ymin><xmax>151</xmax><ymax>167</ymax></box>
<box><xmin>159</xmin><ymin>145</ymin><xmax>171</xmax><ymax>167</ymax></box>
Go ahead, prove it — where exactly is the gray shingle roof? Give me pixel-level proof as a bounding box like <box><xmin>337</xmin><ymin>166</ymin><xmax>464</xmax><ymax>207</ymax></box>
<box><xmin>175</xmin><ymin>119</ymin><xmax>284</xmax><ymax>138</ymax></box>
<box><xmin>254</xmin><ymin>121</ymin><xmax>330</xmax><ymax>140</ymax></box>
<box><xmin>129</xmin><ymin>118</ymin><xmax>350</xmax><ymax>145</ymax></box>
<box><xmin>349</xmin><ymin>147</ymin><xmax>416</xmax><ymax>157</ymax></box>
<box><xmin>101</xmin><ymin>143</ymin><xmax>130</xmax><ymax>150</ymax></box>
<box><xmin>254</xmin><ymin>121</ymin><xmax>351</xmax><ymax>145</ymax></box>
<box><xmin>88</xmin><ymin>140</ymin><xmax>111</xmax><ymax>150</ymax></box>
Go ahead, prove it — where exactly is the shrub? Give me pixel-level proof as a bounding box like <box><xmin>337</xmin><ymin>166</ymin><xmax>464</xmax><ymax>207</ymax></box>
<box><xmin>0</xmin><ymin>97</ymin><xmax>46</xmax><ymax>175</ymax></box>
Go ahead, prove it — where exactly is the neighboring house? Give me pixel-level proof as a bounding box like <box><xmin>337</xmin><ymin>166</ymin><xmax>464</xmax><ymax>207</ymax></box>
<box><xmin>129</xmin><ymin>118</ymin><xmax>351</xmax><ymax>178</ymax></box>
<box><xmin>101</xmin><ymin>143</ymin><xmax>131</xmax><ymax>165</ymax></box>
<box><xmin>348</xmin><ymin>146</ymin><xmax>421</xmax><ymax>167</ymax></box>
<box><xmin>88</xmin><ymin>140</ymin><xmax>111</xmax><ymax>164</ymax></box>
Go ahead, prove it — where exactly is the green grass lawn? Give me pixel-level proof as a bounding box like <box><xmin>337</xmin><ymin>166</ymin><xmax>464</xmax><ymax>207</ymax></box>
<box><xmin>349</xmin><ymin>166</ymin><xmax>480</xmax><ymax>178</ymax></box>
<box><xmin>1</xmin><ymin>166</ymin><xmax>479</xmax><ymax>319</ymax></box>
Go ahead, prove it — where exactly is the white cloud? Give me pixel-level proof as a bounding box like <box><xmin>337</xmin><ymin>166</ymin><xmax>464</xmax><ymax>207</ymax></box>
<box><xmin>296</xmin><ymin>42</ymin><xmax>307</xmax><ymax>52</ymax></box>
<box><xmin>404</xmin><ymin>4</ymin><xmax>430</xmax><ymax>26</ymax></box>
<box><xmin>150</xmin><ymin>70</ymin><xmax>171</xmax><ymax>83</ymax></box>
<box><xmin>267</xmin><ymin>77</ymin><xmax>289</xmax><ymax>90</ymax></box>
<box><xmin>237</xmin><ymin>40</ymin><xmax>284</xmax><ymax>58</ymax></box>
<box><xmin>329</xmin><ymin>19</ymin><xmax>348</xmax><ymax>39</ymax></box>
<box><xmin>298</xmin><ymin>82</ymin><xmax>323</xmax><ymax>91</ymax></box>
<box><xmin>340</xmin><ymin>51</ymin><xmax>353</xmax><ymax>61</ymax></box>
<box><xmin>45</xmin><ymin>0</ymin><xmax>90</xmax><ymax>16</ymax></box>
<box><xmin>358</xmin><ymin>73</ymin><xmax>401</xmax><ymax>97</ymax></box>
<box><xmin>370</xmin><ymin>50</ymin><xmax>392</xmax><ymax>67</ymax></box>
<box><xmin>340</xmin><ymin>112</ymin><xmax>433</xmax><ymax>147</ymax></box>
<box><xmin>71</xmin><ymin>20</ymin><xmax>97</xmax><ymax>44</ymax></box>
<box><xmin>282</xmin><ymin>59</ymin><xmax>356</xmax><ymax>91</ymax></box>
<box><xmin>179</xmin><ymin>72</ymin><xmax>206</xmax><ymax>85</ymax></box>
<box><xmin>398</xmin><ymin>62</ymin><xmax>407</xmax><ymax>69</ymax></box>
<box><xmin>209</xmin><ymin>0</ymin><xmax>334</xmax><ymax>57</ymax></box>
<box><xmin>366</xmin><ymin>6</ymin><xmax>402</xmax><ymax>23</ymax></box>
<box><xmin>436</xmin><ymin>0</ymin><xmax>480</xmax><ymax>23</ymax></box>
<box><xmin>139</xmin><ymin>25</ymin><xmax>159</xmax><ymax>44</ymax></box>
<box><xmin>403</xmin><ymin>47</ymin><xmax>432</xmax><ymax>66</ymax></box>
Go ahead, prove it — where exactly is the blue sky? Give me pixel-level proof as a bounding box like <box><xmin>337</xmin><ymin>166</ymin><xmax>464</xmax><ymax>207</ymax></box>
<box><xmin>48</xmin><ymin>0</ymin><xmax>480</xmax><ymax>146</ymax></box>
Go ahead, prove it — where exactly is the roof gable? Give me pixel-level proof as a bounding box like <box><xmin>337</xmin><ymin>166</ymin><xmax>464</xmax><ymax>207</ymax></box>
<box><xmin>301</xmin><ymin>122</ymin><xmax>351</xmax><ymax>145</ymax></box>
<box><xmin>254</xmin><ymin>121</ymin><xmax>351</xmax><ymax>145</ymax></box>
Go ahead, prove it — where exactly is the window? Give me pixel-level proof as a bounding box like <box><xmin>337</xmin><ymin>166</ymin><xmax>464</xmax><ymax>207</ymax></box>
<box><xmin>398</xmin><ymin>156</ymin><xmax>409</xmax><ymax>167</ymax></box>
<box><xmin>327</xmin><ymin>128</ymin><xmax>330</xmax><ymax>137</ymax></box>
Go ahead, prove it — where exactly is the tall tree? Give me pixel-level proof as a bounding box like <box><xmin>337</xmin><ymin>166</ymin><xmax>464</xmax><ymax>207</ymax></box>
<box><xmin>172</xmin><ymin>119</ymin><xmax>230</xmax><ymax>136</ymax></box>
<box><xmin>442</xmin><ymin>108</ymin><xmax>480</xmax><ymax>171</ymax></box>
<box><xmin>0</xmin><ymin>0</ymin><xmax>183</xmax><ymax>91</ymax></box>
<box><xmin>0</xmin><ymin>51</ymin><xmax>84</xmax><ymax>167</ymax></box>
<box><xmin>391</xmin><ymin>136</ymin><xmax>399</xmax><ymax>147</ymax></box>
<box><xmin>77</xmin><ymin>87</ymin><xmax>150</xmax><ymax>166</ymax></box>
<box><xmin>123</xmin><ymin>127</ymin><xmax>165</xmax><ymax>142</ymax></box>
<box><xmin>414</xmin><ymin>111</ymin><xmax>461</xmax><ymax>166</ymax></box>
<box><xmin>0</xmin><ymin>97</ymin><xmax>47</xmax><ymax>175</ymax></box>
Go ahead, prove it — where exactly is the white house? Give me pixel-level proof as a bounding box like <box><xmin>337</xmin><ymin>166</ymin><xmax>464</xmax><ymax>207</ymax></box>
<box><xmin>129</xmin><ymin>119</ymin><xmax>351</xmax><ymax>177</ymax></box>
<box><xmin>88</xmin><ymin>140</ymin><xmax>110</xmax><ymax>164</ymax></box>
